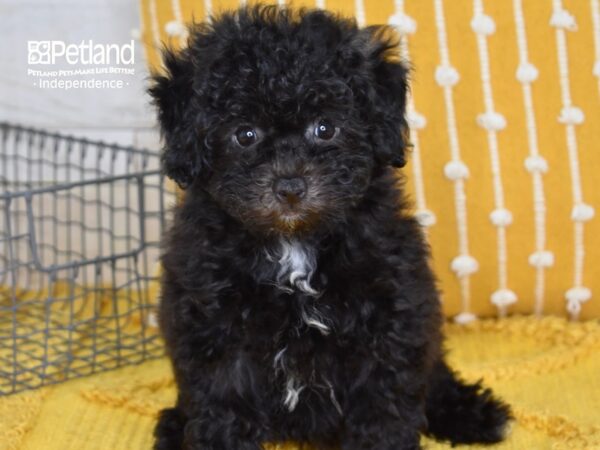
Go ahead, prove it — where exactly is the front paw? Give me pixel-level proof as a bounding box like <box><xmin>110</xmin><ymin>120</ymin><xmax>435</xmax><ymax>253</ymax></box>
<box><xmin>184</xmin><ymin>440</ymin><xmax>261</xmax><ymax>450</ymax></box>
<box><xmin>183</xmin><ymin>434</ymin><xmax>263</xmax><ymax>450</ymax></box>
<box><xmin>182</xmin><ymin>416</ymin><xmax>264</xmax><ymax>450</ymax></box>
<box><xmin>341</xmin><ymin>427</ymin><xmax>421</xmax><ymax>450</ymax></box>
<box><xmin>154</xmin><ymin>408</ymin><xmax>186</xmax><ymax>450</ymax></box>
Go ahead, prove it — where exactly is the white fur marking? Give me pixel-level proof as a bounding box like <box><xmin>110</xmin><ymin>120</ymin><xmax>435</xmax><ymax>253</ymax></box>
<box><xmin>325</xmin><ymin>379</ymin><xmax>343</xmax><ymax>415</ymax></box>
<box><xmin>301</xmin><ymin>310</ymin><xmax>330</xmax><ymax>335</ymax></box>
<box><xmin>276</xmin><ymin>239</ymin><xmax>318</xmax><ymax>296</ymax></box>
<box><xmin>284</xmin><ymin>376</ymin><xmax>304</xmax><ymax>411</ymax></box>
<box><xmin>273</xmin><ymin>347</ymin><xmax>287</xmax><ymax>372</ymax></box>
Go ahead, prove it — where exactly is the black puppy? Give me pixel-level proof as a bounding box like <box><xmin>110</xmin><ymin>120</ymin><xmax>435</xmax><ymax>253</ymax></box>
<box><xmin>150</xmin><ymin>6</ymin><xmax>510</xmax><ymax>450</ymax></box>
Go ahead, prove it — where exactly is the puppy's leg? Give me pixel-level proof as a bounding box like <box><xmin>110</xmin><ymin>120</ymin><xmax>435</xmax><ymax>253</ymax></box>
<box><xmin>165</xmin><ymin>349</ymin><xmax>269</xmax><ymax>450</ymax></box>
<box><xmin>154</xmin><ymin>407</ymin><xmax>186</xmax><ymax>450</ymax></box>
<box><xmin>154</xmin><ymin>392</ymin><xmax>267</xmax><ymax>450</ymax></box>
<box><xmin>424</xmin><ymin>358</ymin><xmax>511</xmax><ymax>445</ymax></box>
<box><xmin>340</xmin><ymin>377</ymin><xmax>426</xmax><ymax>450</ymax></box>
<box><xmin>181</xmin><ymin>401</ymin><xmax>266</xmax><ymax>450</ymax></box>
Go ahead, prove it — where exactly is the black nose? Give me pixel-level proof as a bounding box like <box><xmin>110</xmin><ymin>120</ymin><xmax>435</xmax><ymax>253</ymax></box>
<box><xmin>273</xmin><ymin>177</ymin><xmax>307</xmax><ymax>205</ymax></box>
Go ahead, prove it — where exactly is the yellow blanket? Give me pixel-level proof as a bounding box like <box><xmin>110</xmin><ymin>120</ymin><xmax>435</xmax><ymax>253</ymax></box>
<box><xmin>3</xmin><ymin>316</ymin><xmax>600</xmax><ymax>450</ymax></box>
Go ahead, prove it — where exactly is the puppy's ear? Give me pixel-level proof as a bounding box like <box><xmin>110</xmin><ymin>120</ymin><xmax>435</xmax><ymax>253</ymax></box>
<box><xmin>364</xmin><ymin>28</ymin><xmax>410</xmax><ymax>168</ymax></box>
<box><xmin>149</xmin><ymin>48</ymin><xmax>202</xmax><ymax>189</ymax></box>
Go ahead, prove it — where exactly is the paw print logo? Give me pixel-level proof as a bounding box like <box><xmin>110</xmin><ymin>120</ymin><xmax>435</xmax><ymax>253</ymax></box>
<box><xmin>28</xmin><ymin>41</ymin><xmax>51</xmax><ymax>65</ymax></box>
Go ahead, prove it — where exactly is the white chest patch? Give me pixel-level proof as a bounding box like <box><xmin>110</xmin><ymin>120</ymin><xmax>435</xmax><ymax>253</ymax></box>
<box><xmin>269</xmin><ymin>240</ymin><xmax>335</xmax><ymax>411</ymax></box>
<box><xmin>283</xmin><ymin>375</ymin><xmax>305</xmax><ymax>411</ymax></box>
<box><xmin>275</xmin><ymin>239</ymin><xmax>318</xmax><ymax>296</ymax></box>
<box><xmin>271</xmin><ymin>239</ymin><xmax>331</xmax><ymax>335</ymax></box>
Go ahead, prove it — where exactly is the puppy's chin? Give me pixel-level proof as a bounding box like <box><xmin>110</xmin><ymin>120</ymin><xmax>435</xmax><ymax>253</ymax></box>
<box><xmin>274</xmin><ymin>212</ymin><xmax>306</xmax><ymax>233</ymax></box>
<box><xmin>269</xmin><ymin>209</ymin><xmax>322</xmax><ymax>236</ymax></box>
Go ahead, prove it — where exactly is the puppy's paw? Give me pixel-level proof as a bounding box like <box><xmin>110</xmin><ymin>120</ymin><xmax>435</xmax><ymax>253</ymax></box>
<box><xmin>154</xmin><ymin>407</ymin><xmax>186</xmax><ymax>450</ymax></box>
<box><xmin>341</xmin><ymin>428</ymin><xmax>422</xmax><ymax>450</ymax></box>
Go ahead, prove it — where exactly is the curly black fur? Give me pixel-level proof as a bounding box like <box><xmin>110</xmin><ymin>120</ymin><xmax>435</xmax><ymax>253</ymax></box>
<box><xmin>149</xmin><ymin>5</ymin><xmax>511</xmax><ymax>449</ymax></box>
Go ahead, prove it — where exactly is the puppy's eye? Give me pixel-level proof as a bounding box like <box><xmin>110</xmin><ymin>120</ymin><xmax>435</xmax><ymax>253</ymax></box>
<box><xmin>234</xmin><ymin>126</ymin><xmax>258</xmax><ymax>147</ymax></box>
<box><xmin>314</xmin><ymin>120</ymin><xmax>336</xmax><ymax>140</ymax></box>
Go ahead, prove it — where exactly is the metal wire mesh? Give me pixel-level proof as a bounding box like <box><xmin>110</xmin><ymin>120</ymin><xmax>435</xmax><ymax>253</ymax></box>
<box><xmin>0</xmin><ymin>122</ymin><xmax>175</xmax><ymax>395</ymax></box>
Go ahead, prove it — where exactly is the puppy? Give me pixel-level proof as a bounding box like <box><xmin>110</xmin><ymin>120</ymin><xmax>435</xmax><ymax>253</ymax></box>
<box><xmin>150</xmin><ymin>6</ymin><xmax>510</xmax><ymax>450</ymax></box>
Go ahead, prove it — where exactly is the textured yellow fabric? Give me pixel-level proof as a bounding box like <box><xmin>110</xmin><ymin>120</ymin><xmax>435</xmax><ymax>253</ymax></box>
<box><xmin>138</xmin><ymin>0</ymin><xmax>600</xmax><ymax>320</ymax></box>
<box><xmin>0</xmin><ymin>282</ymin><xmax>162</xmax><ymax>392</ymax></box>
<box><xmin>1</xmin><ymin>316</ymin><xmax>599</xmax><ymax>450</ymax></box>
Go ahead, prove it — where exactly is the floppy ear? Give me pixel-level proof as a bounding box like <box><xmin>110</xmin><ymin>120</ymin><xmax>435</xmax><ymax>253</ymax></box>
<box><xmin>149</xmin><ymin>48</ymin><xmax>202</xmax><ymax>189</ymax></box>
<box><xmin>365</xmin><ymin>29</ymin><xmax>410</xmax><ymax>168</ymax></box>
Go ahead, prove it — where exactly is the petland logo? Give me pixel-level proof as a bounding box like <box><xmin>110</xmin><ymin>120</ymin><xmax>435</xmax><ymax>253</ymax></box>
<box><xmin>28</xmin><ymin>40</ymin><xmax>135</xmax><ymax>65</ymax></box>
<box><xmin>27</xmin><ymin>40</ymin><xmax>136</xmax><ymax>90</ymax></box>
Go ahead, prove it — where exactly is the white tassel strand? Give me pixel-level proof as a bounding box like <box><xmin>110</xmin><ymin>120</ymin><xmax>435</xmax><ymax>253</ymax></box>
<box><xmin>434</xmin><ymin>0</ymin><xmax>474</xmax><ymax>318</ymax></box>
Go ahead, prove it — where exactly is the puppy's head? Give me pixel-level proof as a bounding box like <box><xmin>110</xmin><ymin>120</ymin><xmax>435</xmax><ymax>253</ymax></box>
<box><xmin>150</xmin><ymin>6</ymin><xmax>409</xmax><ymax>236</ymax></box>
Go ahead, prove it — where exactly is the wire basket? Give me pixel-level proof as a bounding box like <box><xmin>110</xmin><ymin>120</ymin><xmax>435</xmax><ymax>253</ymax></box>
<box><xmin>0</xmin><ymin>122</ymin><xmax>175</xmax><ymax>395</ymax></box>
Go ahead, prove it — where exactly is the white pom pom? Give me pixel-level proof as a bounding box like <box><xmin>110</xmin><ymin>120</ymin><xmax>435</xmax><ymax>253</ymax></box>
<box><xmin>489</xmin><ymin>208</ymin><xmax>513</xmax><ymax>227</ymax></box>
<box><xmin>451</xmin><ymin>255</ymin><xmax>479</xmax><ymax>277</ymax></box>
<box><xmin>435</xmin><ymin>65</ymin><xmax>460</xmax><ymax>87</ymax></box>
<box><xmin>558</xmin><ymin>106</ymin><xmax>585</xmax><ymax>125</ymax></box>
<box><xmin>571</xmin><ymin>203</ymin><xmax>595</xmax><ymax>222</ymax></box>
<box><xmin>565</xmin><ymin>287</ymin><xmax>592</xmax><ymax>316</ymax></box>
<box><xmin>444</xmin><ymin>160</ymin><xmax>469</xmax><ymax>180</ymax></box>
<box><xmin>594</xmin><ymin>61</ymin><xmax>600</xmax><ymax>78</ymax></box>
<box><xmin>529</xmin><ymin>251</ymin><xmax>554</xmax><ymax>268</ymax></box>
<box><xmin>388</xmin><ymin>13</ymin><xmax>417</xmax><ymax>35</ymax></box>
<box><xmin>165</xmin><ymin>20</ymin><xmax>186</xmax><ymax>36</ymax></box>
<box><xmin>516</xmin><ymin>63</ymin><xmax>539</xmax><ymax>83</ymax></box>
<box><xmin>130</xmin><ymin>28</ymin><xmax>141</xmax><ymax>40</ymax></box>
<box><xmin>407</xmin><ymin>110</ymin><xmax>427</xmax><ymax>130</ymax></box>
<box><xmin>477</xmin><ymin>111</ymin><xmax>507</xmax><ymax>131</ymax></box>
<box><xmin>524</xmin><ymin>155</ymin><xmax>548</xmax><ymax>174</ymax></box>
<box><xmin>566</xmin><ymin>287</ymin><xmax>592</xmax><ymax>302</ymax></box>
<box><xmin>470</xmin><ymin>14</ymin><xmax>496</xmax><ymax>36</ymax></box>
<box><xmin>491</xmin><ymin>289</ymin><xmax>517</xmax><ymax>308</ymax></box>
<box><xmin>550</xmin><ymin>9</ymin><xmax>577</xmax><ymax>31</ymax></box>
<box><xmin>415</xmin><ymin>209</ymin><xmax>437</xmax><ymax>227</ymax></box>
<box><xmin>147</xmin><ymin>311</ymin><xmax>159</xmax><ymax>328</ymax></box>
<box><xmin>454</xmin><ymin>312</ymin><xmax>477</xmax><ymax>325</ymax></box>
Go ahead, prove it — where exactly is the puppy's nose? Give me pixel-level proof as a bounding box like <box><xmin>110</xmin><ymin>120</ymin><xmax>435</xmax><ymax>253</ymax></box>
<box><xmin>273</xmin><ymin>177</ymin><xmax>307</xmax><ymax>205</ymax></box>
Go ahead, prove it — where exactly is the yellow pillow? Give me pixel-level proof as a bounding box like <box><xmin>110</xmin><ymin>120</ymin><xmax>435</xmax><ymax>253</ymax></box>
<box><xmin>139</xmin><ymin>0</ymin><xmax>600</xmax><ymax>320</ymax></box>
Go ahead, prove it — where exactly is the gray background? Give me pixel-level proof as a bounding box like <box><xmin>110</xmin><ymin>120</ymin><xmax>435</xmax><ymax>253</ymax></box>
<box><xmin>0</xmin><ymin>0</ymin><xmax>161</xmax><ymax>151</ymax></box>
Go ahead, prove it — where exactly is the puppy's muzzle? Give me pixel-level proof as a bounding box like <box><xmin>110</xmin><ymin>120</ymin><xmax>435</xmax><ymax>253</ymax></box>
<box><xmin>273</xmin><ymin>177</ymin><xmax>307</xmax><ymax>206</ymax></box>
